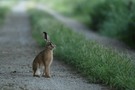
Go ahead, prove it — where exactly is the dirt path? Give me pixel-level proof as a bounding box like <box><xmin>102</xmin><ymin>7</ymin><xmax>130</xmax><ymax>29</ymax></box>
<box><xmin>0</xmin><ymin>3</ymin><xmax>111</xmax><ymax>90</ymax></box>
<box><xmin>36</xmin><ymin>4</ymin><xmax>135</xmax><ymax>61</ymax></box>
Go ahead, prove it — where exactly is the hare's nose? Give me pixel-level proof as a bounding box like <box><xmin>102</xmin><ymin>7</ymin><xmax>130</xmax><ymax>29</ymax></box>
<box><xmin>54</xmin><ymin>45</ymin><xmax>56</xmax><ymax>48</ymax></box>
<box><xmin>53</xmin><ymin>45</ymin><xmax>56</xmax><ymax>48</ymax></box>
<box><xmin>53</xmin><ymin>44</ymin><xmax>56</xmax><ymax>47</ymax></box>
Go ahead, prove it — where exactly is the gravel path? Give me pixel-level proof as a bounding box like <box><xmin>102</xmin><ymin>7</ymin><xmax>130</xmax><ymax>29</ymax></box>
<box><xmin>36</xmin><ymin>4</ymin><xmax>135</xmax><ymax>62</ymax></box>
<box><xmin>0</xmin><ymin>3</ymin><xmax>111</xmax><ymax>90</ymax></box>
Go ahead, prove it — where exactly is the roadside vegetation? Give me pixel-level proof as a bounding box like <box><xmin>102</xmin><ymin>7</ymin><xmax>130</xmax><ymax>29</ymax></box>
<box><xmin>34</xmin><ymin>0</ymin><xmax>135</xmax><ymax>48</ymax></box>
<box><xmin>29</xmin><ymin>9</ymin><xmax>135</xmax><ymax>90</ymax></box>
<box><xmin>0</xmin><ymin>7</ymin><xmax>9</xmax><ymax>24</ymax></box>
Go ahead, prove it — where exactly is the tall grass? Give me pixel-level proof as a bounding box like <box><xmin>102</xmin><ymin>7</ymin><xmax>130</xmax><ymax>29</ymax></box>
<box><xmin>29</xmin><ymin>9</ymin><xmax>135</xmax><ymax>90</ymax></box>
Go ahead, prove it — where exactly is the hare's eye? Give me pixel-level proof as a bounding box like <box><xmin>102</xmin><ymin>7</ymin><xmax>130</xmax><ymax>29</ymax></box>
<box><xmin>49</xmin><ymin>43</ymin><xmax>51</xmax><ymax>45</ymax></box>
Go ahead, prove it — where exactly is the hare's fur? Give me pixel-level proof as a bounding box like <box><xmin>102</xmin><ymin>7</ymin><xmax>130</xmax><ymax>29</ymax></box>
<box><xmin>32</xmin><ymin>32</ymin><xmax>55</xmax><ymax>78</ymax></box>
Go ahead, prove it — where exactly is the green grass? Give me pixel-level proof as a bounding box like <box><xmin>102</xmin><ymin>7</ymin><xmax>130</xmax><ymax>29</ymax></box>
<box><xmin>29</xmin><ymin>9</ymin><xmax>135</xmax><ymax>90</ymax></box>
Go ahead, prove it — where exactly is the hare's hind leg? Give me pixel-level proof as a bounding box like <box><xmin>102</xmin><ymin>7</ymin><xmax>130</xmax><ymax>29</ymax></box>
<box><xmin>33</xmin><ymin>63</ymin><xmax>40</xmax><ymax>77</ymax></box>
<box><xmin>32</xmin><ymin>63</ymin><xmax>37</xmax><ymax>77</ymax></box>
<box><xmin>33</xmin><ymin>69</ymin><xmax>36</xmax><ymax>77</ymax></box>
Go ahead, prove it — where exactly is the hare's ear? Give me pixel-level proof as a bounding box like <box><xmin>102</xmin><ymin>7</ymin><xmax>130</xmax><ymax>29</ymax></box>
<box><xmin>43</xmin><ymin>32</ymin><xmax>50</xmax><ymax>42</ymax></box>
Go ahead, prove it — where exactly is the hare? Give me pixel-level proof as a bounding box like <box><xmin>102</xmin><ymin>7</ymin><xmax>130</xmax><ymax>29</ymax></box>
<box><xmin>32</xmin><ymin>32</ymin><xmax>56</xmax><ymax>78</ymax></box>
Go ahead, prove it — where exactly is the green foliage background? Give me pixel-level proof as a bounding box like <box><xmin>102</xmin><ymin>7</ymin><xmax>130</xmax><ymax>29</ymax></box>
<box><xmin>35</xmin><ymin>0</ymin><xmax>135</xmax><ymax>48</ymax></box>
<box><xmin>0</xmin><ymin>7</ymin><xmax>9</xmax><ymax>24</ymax></box>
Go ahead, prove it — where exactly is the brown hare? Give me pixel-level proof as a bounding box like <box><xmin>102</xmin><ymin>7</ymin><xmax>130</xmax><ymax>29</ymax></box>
<box><xmin>32</xmin><ymin>32</ymin><xmax>56</xmax><ymax>78</ymax></box>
